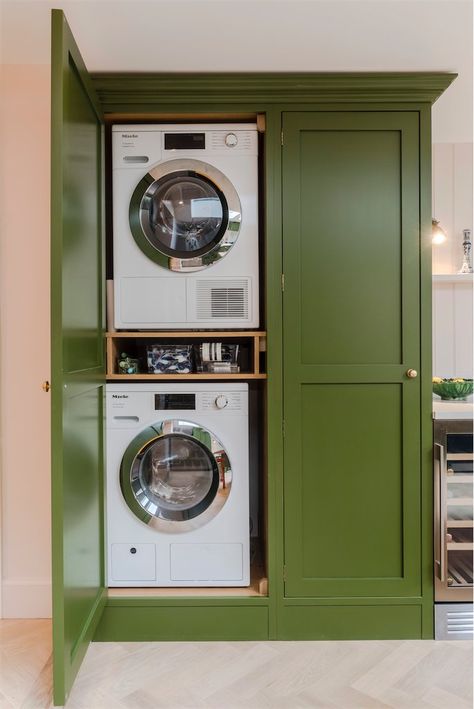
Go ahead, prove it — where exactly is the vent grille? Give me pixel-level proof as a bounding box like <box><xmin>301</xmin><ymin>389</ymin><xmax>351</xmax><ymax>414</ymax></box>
<box><xmin>435</xmin><ymin>604</ymin><xmax>473</xmax><ymax>640</ymax></box>
<box><xmin>196</xmin><ymin>279</ymin><xmax>249</xmax><ymax>320</ymax></box>
<box><xmin>446</xmin><ymin>610</ymin><xmax>474</xmax><ymax>635</ymax></box>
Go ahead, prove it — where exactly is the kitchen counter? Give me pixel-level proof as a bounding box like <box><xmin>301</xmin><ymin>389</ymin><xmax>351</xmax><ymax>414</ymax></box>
<box><xmin>433</xmin><ymin>398</ymin><xmax>473</xmax><ymax>420</ymax></box>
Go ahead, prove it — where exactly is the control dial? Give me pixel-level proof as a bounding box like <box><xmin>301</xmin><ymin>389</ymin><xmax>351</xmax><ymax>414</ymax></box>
<box><xmin>215</xmin><ymin>395</ymin><xmax>228</xmax><ymax>409</ymax></box>
<box><xmin>225</xmin><ymin>132</ymin><xmax>238</xmax><ymax>148</ymax></box>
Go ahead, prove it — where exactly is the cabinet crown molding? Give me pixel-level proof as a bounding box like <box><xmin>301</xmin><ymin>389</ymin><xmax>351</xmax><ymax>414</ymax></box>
<box><xmin>91</xmin><ymin>72</ymin><xmax>456</xmax><ymax>112</ymax></box>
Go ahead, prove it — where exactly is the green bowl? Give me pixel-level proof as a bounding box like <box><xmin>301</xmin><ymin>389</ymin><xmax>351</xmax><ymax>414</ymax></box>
<box><xmin>432</xmin><ymin>379</ymin><xmax>474</xmax><ymax>400</ymax></box>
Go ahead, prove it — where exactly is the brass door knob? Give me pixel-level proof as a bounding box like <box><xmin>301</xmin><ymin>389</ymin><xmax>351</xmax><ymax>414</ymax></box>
<box><xmin>406</xmin><ymin>369</ymin><xmax>418</xmax><ymax>379</ymax></box>
<box><xmin>42</xmin><ymin>380</ymin><xmax>51</xmax><ymax>392</ymax></box>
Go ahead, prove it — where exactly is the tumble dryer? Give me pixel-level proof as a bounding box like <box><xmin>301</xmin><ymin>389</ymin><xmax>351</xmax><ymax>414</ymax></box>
<box><xmin>112</xmin><ymin>124</ymin><xmax>259</xmax><ymax>329</ymax></box>
<box><xmin>106</xmin><ymin>383</ymin><xmax>250</xmax><ymax>587</ymax></box>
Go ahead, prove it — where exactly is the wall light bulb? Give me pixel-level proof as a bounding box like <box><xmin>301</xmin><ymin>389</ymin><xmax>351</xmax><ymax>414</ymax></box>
<box><xmin>432</xmin><ymin>219</ymin><xmax>447</xmax><ymax>245</ymax></box>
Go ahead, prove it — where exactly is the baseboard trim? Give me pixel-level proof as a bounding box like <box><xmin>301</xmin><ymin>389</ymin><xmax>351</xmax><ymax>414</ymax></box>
<box><xmin>278</xmin><ymin>603</ymin><xmax>423</xmax><ymax>640</ymax></box>
<box><xmin>2</xmin><ymin>578</ymin><xmax>52</xmax><ymax>618</ymax></box>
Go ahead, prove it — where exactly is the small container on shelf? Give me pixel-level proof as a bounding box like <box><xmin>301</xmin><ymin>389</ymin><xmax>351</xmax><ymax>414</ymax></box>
<box><xmin>147</xmin><ymin>344</ymin><xmax>193</xmax><ymax>375</ymax></box>
<box><xmin>117</xmin><ymin>352</ymin><xmax>140</xmax><ymax>375</ymax></box>
<box><xmin>195</xmin><ymin>342</ymin><xmax>240</xmax><ymax>374</ymax></box>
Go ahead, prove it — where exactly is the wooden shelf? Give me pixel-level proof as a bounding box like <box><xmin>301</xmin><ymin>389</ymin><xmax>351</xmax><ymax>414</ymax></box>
<box><xmin>433</xmin><ymin>274</ymin><xmax>473</xmax><ymax>284</ymax></box>
<box><xmin>447</xmin><ymin>543</ymin><xmax>474</xmax><ymax>551</ymax></box>
<box><xmin>447</xmin><ymin>520</ymin><xmax>474</xmax><ymax>528</ymax></box>
<box><xmin>107</xmin><ymin>331</ymin><xmax>266</xmax><ymax>338</ymax></box>
<box><xmin>107</xmin><ymin>373</ymin><xmax>266</xmax><ymax>381</ymax></box>
<box><xmin>108</xmin><ymin>567</ymin><xmax>268</xmax><ymax>599</ymax></box>
<box><xmin>106</xmin><ymin>330</ymin><xmax>267</xmax><ymax>380</ymax></box>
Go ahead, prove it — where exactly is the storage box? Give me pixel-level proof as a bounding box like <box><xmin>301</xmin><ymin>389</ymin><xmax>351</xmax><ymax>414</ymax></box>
<box><xmin>147</xmin><ymin>345</ymin><xmax>193</xmax><ymax>374</ymax></box>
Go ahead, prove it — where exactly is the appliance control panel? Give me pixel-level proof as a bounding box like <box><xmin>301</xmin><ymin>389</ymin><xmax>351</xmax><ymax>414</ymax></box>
<box><xmin>112</xmin><ymin>124</ymin><xmax>258</xmax><ymax>167</ymax></box>
<box><xmin>198</xmin><ymin>392</ymin><xmax>244</xmax><ymax>412</ymax></box>
<box><xmin>106</xmin><ymin>387</ymin><xmax>247</xmax><ymax>424</ymax></box>
<box><xmin>162</xmin><ymin>130</ymin><xmax>257</xmax><ymax>155</ymax></box>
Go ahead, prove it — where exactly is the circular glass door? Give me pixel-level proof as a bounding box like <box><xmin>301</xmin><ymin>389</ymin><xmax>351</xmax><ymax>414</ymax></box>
<box><xmin>120</xmin><ymin>420</ymin><xmax>232</xmax><ymax>532</ymax></box>
<box><xmin>141</xmin><ymin>172</ymin><xmax>227</xmax><ymax>258</ymax></box>
<box><xmin>129</xmin><ymin>159</ymin><xmax>241</xmax><ymax>272</ymax></box>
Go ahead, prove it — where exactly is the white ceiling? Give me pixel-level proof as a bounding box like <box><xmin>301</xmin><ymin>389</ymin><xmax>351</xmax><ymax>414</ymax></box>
<box><xmin>1</xmin><ymin>0</ymin><xmax>472</xmax><ymax>142</ymax></box>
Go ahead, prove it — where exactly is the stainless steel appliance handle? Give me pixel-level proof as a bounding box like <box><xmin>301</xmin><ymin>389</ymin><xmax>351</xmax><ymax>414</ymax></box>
<box><xmin>434</xmin><ymin>442</ymin><xmax>447</xmax><ymax>582</ymax></box>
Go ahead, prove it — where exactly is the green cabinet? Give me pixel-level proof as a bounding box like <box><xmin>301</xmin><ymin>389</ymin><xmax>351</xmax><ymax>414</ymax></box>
<box><xmin>51</xmin><ymin>9</ymin><xmax>456</xmax><ymax>703</ymax></box>
<box><xmin>282</xmin><ymin>111</ymin><xmax>422</xmax><ymax>600</ymax></box>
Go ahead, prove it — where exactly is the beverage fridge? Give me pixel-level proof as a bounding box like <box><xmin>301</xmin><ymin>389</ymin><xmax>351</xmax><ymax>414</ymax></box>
<box><xmin>434</xmin><ymin>416</ymin><xmax>473</xmax><ymax>639</ymax></box>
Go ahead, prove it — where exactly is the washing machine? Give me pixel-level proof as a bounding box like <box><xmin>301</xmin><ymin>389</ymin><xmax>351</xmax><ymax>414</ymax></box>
<box><xmin>106</xmin><ymin>383</ymin><xmax>250</xmax><ymax>586</ymax></box>
<box><xmin>112</xmin><ymin>124</ymin><xmax>259</xmax><ymax>329</ymax></box>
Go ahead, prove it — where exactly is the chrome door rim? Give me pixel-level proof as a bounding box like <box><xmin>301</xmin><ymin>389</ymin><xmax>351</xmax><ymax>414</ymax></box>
<box><xmin>120</xmin><ymin>419</ymin><xmax>232</xmax><ymax>533</ymax></box>
<box><xmin>129</xmin><ymin>158</ymin><xmax>242</xmax><ymax>272</ymax></box>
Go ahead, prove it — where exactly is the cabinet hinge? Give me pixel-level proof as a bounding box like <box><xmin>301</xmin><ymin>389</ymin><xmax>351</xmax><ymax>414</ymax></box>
<box><xmin>281</xmin><ymin>273</ymin><xmax>285</xmax><ymax>292</ymax></box>
<box><xmin>281</xmin><ymin>131</ymin><xmax>284</xmax><ymax>147</ymax></box>
<box><xmin>283</xmin><ymin>565</ymin><xmax>287</xmax><ymax>582</ymax></box>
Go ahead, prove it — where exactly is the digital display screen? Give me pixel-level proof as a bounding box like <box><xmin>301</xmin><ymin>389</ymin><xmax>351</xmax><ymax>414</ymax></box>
<box><xmin>164</xmin><ymin>133</ymin><xmax>205</xmax><ymax>150</ymax></box>
<box><xmin>155</xmin><ymin>394</ymin><xmax>196</xmax><ymax>410</ymax></box>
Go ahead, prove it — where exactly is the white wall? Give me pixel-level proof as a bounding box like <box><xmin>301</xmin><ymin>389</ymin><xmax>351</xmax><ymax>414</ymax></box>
<box><xmin>432</xmin><ymin>278</ymin><xmax>473</xmax><ymax>379</ymax></box>
<box><xmin>0</xmin><ymin>1</ymin><xmax>472</xmax><ymax>617</ymax></box>
<box><xmin>432</xmin><ymin>144</ymin><xmax>474</xmax><ymax>275</ymax></box>
<box><xmin>1</xmin><ymin>0</ymin><xmax>473</xmax><ymax>144</ymax></box>
<box><xmin>432</xmin><ymin>142</ymin><xmax>473</xmax><ymax>379</ymax></box>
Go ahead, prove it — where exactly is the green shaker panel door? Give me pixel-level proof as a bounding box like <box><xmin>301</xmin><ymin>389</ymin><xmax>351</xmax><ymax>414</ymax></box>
<box><xmin>282</xmin><ymin>111</ymin><xmax>421</xmax><ymax>599</ymax></box>
<box><xmin>51</xmin><ymin>10</ymin><xmax>105</xmax><ymax>706</ymax></box>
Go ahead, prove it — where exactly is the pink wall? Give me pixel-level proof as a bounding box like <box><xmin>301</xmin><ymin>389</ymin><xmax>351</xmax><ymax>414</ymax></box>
<box><xmin>0</xmin><ymin>65</ymin><xmax>52</xmax><ymax>617</ymax></box>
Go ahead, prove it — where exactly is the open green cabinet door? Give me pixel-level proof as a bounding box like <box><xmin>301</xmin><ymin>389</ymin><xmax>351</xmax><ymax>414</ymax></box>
<box><xmin>51</xmin><ymin>10</ymin><xmax>106</xmax><ymax>705</ymax></box>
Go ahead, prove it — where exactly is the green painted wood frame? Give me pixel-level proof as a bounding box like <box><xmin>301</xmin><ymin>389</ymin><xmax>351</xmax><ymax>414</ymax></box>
<box><xmin>51</xmin><ymin>46</ymin><xmax>455</xmax><ymax>650</ymax></box>
<box><xmin>88</xmin><ymin>77</ymin><xmax>453</xmax><ymax>644</ymax></box>
<box><xmin>51</xmin><ymin>10</ymin><xmax>106</xmax><ymax>705</ymax></box>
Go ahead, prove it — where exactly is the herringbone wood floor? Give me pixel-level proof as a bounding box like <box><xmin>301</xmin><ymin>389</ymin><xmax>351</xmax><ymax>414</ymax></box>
<box><xmin>1</xmin><ymin>620</ymin><xmax>472</xmax><ymax>708</ymax></box>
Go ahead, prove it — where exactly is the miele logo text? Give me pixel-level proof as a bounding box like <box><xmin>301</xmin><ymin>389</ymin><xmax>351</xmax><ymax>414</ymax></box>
<box><xmin>122</xmin><ymin>134</ymin><xmax>138</xmax><ymax>138</ymax></box>
<box><xmin>112</xmin><ymin>394</ymin><xmax>129</xmax><ymax>399</ymax></box>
